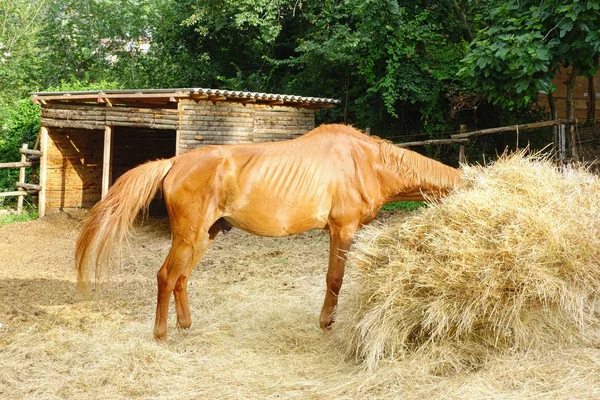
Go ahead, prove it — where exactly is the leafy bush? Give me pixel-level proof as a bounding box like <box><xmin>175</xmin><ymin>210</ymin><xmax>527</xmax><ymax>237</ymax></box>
<box><xmin>0</xmin><ymin>99</ymin><xmax>41</xmax><ymax>200</ymax></box>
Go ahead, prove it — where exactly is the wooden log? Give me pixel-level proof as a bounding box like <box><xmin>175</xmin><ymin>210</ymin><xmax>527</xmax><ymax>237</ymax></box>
<box><xmin>102</xmin><ymin>126</ymin><xmax>113</xmax><ymax>198</ymax></box>
<box><xmin>105</xmin><ymin>107</ymin><xmax>179</xmax><ymax>115</ymax></box>
<box><xmin>0</xmin><ymin>191</ymin><xmax>29</xmax><ymax>198</ymax></box>
<box><xmin>42</xmin><ymin>104</ymin><xmax>108</xmax><ymax>111</ymax></box>
<box><xmin>41</xmin><ymin>119</ymin><xmax>106</xmax><ymax>130</ymax></box>
<box><xmin>39</xmin><ymin>126</ymin><xmax>48</xmax><ymax>218</ymax></box>
<box><xmin>181</xmin><ymin>106</ymin><xmax>253</xmax><ymax>115</ymax></box>
<box><xmin>176</xmin><ymin>101</ymin><xmax>182</xmax><ymax>156</ymax></box>
<box><xmin>180</xmin><ymin>121</ymin><xmax>253</xmax><ymax>129</ymax></box>
<box><xmin>106</xmin><ymin>115</ymin><xmax>169</xmax><ymax>124</ymax></box>
<box><xmin>103</xmin><ymin>121</ymin><xmax>177</xmax><ymax>130</ymax></box>
<box><xmin>0</xmin><ymin>161</ymin><xmax>33</xmax><ymax>168</ymax></box>
<box><xmin>181</xmin><ymin>115</ymin><xmax>254</xmax><ymax>123</ymax></box>
<box><xmin>451</xmin><ymin>119</ymin><xmax>574</xmax><ymax>139</ymax></box>
<box><xmin>17</xmin><ymin>144</ymin><xmax>28</xmax><ymax>214</ymax></box>
<box><xmin>44</xmin><ymin>103</ymin><xmax>179</xmax><ymax>114</ymax></box>
<box><xmin>20</xmin><ymin>148</ymin><xmax>43</xmax><ymax>156</ymax></box>
<box><xmin>397</xmin><ymin>138</ymin><xmax>470</xmax><ymax>147</ymax></box>
<box><xmin>105</xmin><ymin>111</ymin><xmax>180</xmax><ymax>120</ymax></box>
<box><xmin>16</xmin><ymin>182</ymin><xmax>42</xmax><ymax>191</ymax></box>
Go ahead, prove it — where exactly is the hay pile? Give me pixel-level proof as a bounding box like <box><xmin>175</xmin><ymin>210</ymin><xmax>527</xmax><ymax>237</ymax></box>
<box><xmin>338</xmin><ymin>152</ymin><xmax>600</xmax><ymax>374</ymax></box>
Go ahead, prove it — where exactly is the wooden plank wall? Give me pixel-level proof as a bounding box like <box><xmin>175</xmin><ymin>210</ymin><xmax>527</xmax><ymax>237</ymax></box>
<box><xmin>45</xmin><ymin>128</ymin><xmax>104</xmax><ymax>211</ymax></box>
<box><xmin>41</xmin><ymin>100</ymin><xmax>316</xmax><ymax>211</ymax></box>
<box><xmin>179</xmin><ymin>101</ymin><xmax>255</xmax><ymax>151</ymax></box>
<box><xmin>41</xmin><ymin>104</ymin><xmax>179</xmax><ymax>130</ymax></box>
<box><xmin>537</xmin><ymin>66</ymin><xmax>600</xmax><ymax>119</ymax></box>
<box><xmin>178</xmin><ymin>100</ymin><xmax>315</xmax><ymax>152</ymax></box>
<box><xmin>253</xmin><ymin>105</ymin><xmax>315</xmax><ymax>142</ymax></box>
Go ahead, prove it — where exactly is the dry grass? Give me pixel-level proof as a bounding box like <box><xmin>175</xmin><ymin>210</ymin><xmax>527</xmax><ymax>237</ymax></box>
<box><xmin>2</xmin><ymin>154</ymin><xmax>600</xmax><ymax>399</ymax></box>
<box><xmin>337</xmin><ymin>152</ymin><xmax>600</xmax><ymax>377</ymax></box>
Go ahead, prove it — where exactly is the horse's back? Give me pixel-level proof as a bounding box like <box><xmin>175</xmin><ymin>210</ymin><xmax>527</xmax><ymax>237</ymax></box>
<box><xmin>163</xmin><ymin>124</ymin><xmax>378</xmax><ymax>236</ymax></box>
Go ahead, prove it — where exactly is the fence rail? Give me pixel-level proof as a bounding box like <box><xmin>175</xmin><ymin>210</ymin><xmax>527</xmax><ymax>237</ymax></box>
<box><xmin>396</xmin><ymin>119</ymin><xmax>576</xmax><ymax>164</ymax></box>
<box><xmin>0</xmin><ymin>144</ymin><xmax>41</xmax><ymax>215</ymax></box>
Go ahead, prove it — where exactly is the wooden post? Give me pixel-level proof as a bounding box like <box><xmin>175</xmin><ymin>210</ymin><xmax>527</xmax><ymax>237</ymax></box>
<box><xmin>558</xmin><ymin>124</ymin><xmax>567</xmax><ymax>163</ymax></box>
<box><xmin>17</xmin><ymin>144</ymin><xmax>28</xmax><ymax>215</ymax></box>
<box><xmin>176</xmin><ymin>100</ymin><xmax>182</xmax><ymax>155</ymax></box>
<box><xmin>38</xmin><ymin>127</ymin><xmax>48</xmax><ymax>218</ymax></box>
<box><xmin>102</xmin><ymin>126</ymin><xmax>113</xmax><ymax>198</ymax></box>
<box><xmin>458</xmin><ymin>124</ymin><xmax>467</xmax><ymax>164</ymax></box>
<box><xmin>569</xmin><ymin>122</ymin><xmax>578</xmax><ymax>160</ymax></box>
<box><xmin>365</xmin><ymin>127</ymin><xmax>371</xmax><ymax>136</ymax></box>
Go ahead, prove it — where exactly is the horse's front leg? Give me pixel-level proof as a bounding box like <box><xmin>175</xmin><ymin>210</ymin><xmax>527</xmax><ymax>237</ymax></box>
<box><xmin>319</xmin><ymin>225</ymin><xmax>356</xmax><ymax>332</ymax></box>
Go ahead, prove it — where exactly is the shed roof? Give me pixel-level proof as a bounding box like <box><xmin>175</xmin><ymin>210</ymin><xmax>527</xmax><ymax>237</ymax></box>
<box><xmin>31</xmin><ymin>88</ymin><xmax>340</xmax><ymax>109</ymax></box>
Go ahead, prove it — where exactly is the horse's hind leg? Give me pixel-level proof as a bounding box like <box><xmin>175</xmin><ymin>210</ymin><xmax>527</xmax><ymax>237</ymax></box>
<box><xmin>153</xmin><ymin>218</ymin><xmax>225</xmax><ymax>341</ymax></box>
<box><xmin>173</xmin><ymin>221</ymin><xmax>224</xmax><ymax>330</ymax></box>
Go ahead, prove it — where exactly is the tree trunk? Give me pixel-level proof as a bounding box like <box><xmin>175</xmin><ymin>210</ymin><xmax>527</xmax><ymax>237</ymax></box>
<box><xmin>451</xmin><ymin>0</ymin><xmax>473</xmax><ymax>42</ymax></box>
<box><xmin>548</xmin><ymin>91</ymin><xmax>559</xmax><ymax>157</ymax></box>
<box><xmin>588</xmin><ymin>76</ymin><xmax>596</xmax><ymax>124</ymax></box>
<box><xmin>566</xmin><ymin>65</ymin><xmax>578</xmax><ymax>160</ymax></box>
<box><xmin>548</xmin><ymin>91</ymin><xmax>557</xmax><ymax>120</ymax></box>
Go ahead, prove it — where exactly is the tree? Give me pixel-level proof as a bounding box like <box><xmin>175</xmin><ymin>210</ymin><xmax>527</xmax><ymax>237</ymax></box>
<box><xmin>459</xmin><ymin>0</ymin><xmax>600</xmax><ymax>158</ymax></box>
<box><xmin>0</xmin><ymin>0</ymin><xmax>47</xmax><ymax>102</ymax></box>
<box><xmin>37</xmin><ymin>0</ymin><xmax>162</xmax><ymax>89</ymax></box>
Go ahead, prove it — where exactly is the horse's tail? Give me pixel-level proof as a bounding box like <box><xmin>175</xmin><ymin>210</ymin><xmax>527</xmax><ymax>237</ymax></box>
<box><xmin>75</xmin><ymin>158</ymin><xmax>174</xmax><ymax>295</ymax></box>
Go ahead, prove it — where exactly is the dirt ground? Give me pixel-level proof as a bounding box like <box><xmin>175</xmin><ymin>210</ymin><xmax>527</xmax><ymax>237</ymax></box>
<box><xmin>2</xmin><ymin>210</ymin><xmax>600</xmax><ymax>399</ymax></box>
<box><xmin>0</xmin><ymin>210</ymin><xmax>397</xmax><ymax>399</ymax></box>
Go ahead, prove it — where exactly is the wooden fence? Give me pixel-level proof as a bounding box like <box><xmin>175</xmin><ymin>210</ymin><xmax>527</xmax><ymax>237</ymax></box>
<box><xmin>0</xmin><ymin>144</ymin><xmax>42</xmax><ymax>215</ymax></box>
<box><xmin>396</xmin><ymin>119</ymin><xmax>575</xmax><ymax>164</ymax></box>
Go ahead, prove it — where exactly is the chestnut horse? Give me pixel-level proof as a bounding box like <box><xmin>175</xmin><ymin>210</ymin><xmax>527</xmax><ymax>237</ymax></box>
<box><xmin>75</xmin><ymin>124</ymin><xmax>460</xmax><ymax>341</ymax></box>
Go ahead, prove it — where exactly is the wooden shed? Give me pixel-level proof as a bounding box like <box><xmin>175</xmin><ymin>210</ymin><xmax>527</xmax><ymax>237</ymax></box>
<box><xmin>30</xmin><ymin>88</ymin><xmax>339</xmax><ymax>216</ymax></box>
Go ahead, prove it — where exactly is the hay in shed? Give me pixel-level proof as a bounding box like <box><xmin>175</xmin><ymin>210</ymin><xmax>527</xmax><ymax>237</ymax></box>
<box><xmin>337</xmin><ymin>152</ymin><xmax>600</xmax><ymax>375</ymax></box>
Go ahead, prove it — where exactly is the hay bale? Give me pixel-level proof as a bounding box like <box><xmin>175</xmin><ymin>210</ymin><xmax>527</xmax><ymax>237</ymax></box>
<box><xmin>337</xmin><ymin>152</ymin><xmax>600</xmax><ymax>374</ymax></box>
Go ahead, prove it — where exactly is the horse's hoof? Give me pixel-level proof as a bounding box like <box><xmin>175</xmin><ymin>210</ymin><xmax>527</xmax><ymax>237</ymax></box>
<box><xmin>153</xmin><ymin>329</ymin><xmax>167</xmax><ymax>343</ymax></box>
<box><xmin>321</xmin><ymin>326</ymin><xmax>334</xmax><ymax>336</ymax></box>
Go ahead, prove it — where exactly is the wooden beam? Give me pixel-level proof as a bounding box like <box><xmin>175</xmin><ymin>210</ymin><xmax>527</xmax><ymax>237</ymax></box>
<box><xmin>102</xmin><ymin>126</ymin><xmax>113</xmax><ymax>198</ymax></box>
<box><xmin>38</xmin><ymin>126</ymin><xmax>48</xmax><ymax>218</ymax></box>
<box><xmin>17</xmin><ymin>144</ymin><xmax>28</xmax><ymax>214</ymax></box>
<box><xmin>451</xmin><ymin>119</ymin><xmax>575</xmax><ymax>139</ymax></box>
<box><xmin>397</xmin><ymin>138</ymin><xmax>470</xmax><ymax>147</ymax></box>
<box><xmin>33</xmin><ymin>92</ymin><xmax>190</xmax><ymax>102</ymax></box>
<box><xmin>209</xmin><ymin>95</ymin><xmax>227</xmax><ymax>102</ymax></box>
<box><xmin>19</xmin><ymin>148</ymin><xmax>43</xmax><ymax>156</ymax></box>
<box><xmin>0</xmin><ymin>191</ymin><xmax>29</xmax><ymax>198</ymax></box>
<box><xmin>458</xmin><ymin>124</ymin><xmax>467</xmax><ymax>164</ymax></box>
<box><xmin>176</xmin><ymin>100</ymin><xmax>182</xmax><ymax>156</ymax></box>
<box><xmin>0</xmin><ymin>161</ymin><xmax>33</xmax><ymax>168</ymax></box>
<box><xmin>16</xmin><ymin>182</ymin><xmax>42</xmax><ymax>191</ymax></box>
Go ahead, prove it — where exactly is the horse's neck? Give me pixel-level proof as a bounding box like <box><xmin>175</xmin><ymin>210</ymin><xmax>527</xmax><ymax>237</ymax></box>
<box><xmin>378</xmin><ymin>142</ymin><xmax>460</xmax><ymax>200</ymax></box>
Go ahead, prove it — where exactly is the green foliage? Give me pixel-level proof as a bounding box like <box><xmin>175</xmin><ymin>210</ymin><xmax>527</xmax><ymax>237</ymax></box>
<box><xmin>0</xmin><ymin>99</ymin><xmax>41</xmax><ymax>193</ymax></box>
<box><xmin>1</xmin><ymin>0</ymin><xmax>586</xmax><ymax>212</ymax></box>
<box><xmin>0</xmin><ymin>207</ymin><xmax>39</xmax><ymax>226</ymax></box>
<box><xmin>37</xmin><ymin>0</ymin><xmax>162</xmax><ymax>89</ymax></box>
<box><xmin>282</xmin><ymin>0</ymin><xmax>469</xmax><ymax>133</ymax></box>
<box><xmin>460</xmin><ymin>0</ymin><xmax>600</xmax><ymax>110</ymax></box>
<box><xmin>381</xmin><ymin>201</ymin><xmax>425</xmax><ymax>212</ymax></box>
<box><xmin>0</xmin><ymin>0</ymin><xmax>47</xmax><ymax>102</ymax></box>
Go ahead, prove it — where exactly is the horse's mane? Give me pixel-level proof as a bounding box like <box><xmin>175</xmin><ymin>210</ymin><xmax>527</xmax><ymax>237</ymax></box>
<box><xmin>377</xmin><ymin>139</ymin><xmax>460</xmax><ymax>189</ymax></box>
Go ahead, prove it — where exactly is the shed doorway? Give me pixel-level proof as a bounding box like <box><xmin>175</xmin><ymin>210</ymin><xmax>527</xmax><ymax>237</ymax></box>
<box><xmin>109</xmin><ymin>127</ymin><xmax>176</xmax><ymax>215</ymax></box>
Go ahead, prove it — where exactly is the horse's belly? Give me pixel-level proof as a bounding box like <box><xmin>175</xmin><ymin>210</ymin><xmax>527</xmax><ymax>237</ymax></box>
<box><xmin>225</xmin><ymin>202</ymin><xmax>329</xmax><ymax>237</ymax></box>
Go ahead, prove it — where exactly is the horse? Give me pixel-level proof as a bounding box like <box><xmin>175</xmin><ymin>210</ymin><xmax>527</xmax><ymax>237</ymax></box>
<box><xmin>75</xmin><ymin>124</ymin><xmax>461</xmax><ymax>341</ymax></box>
